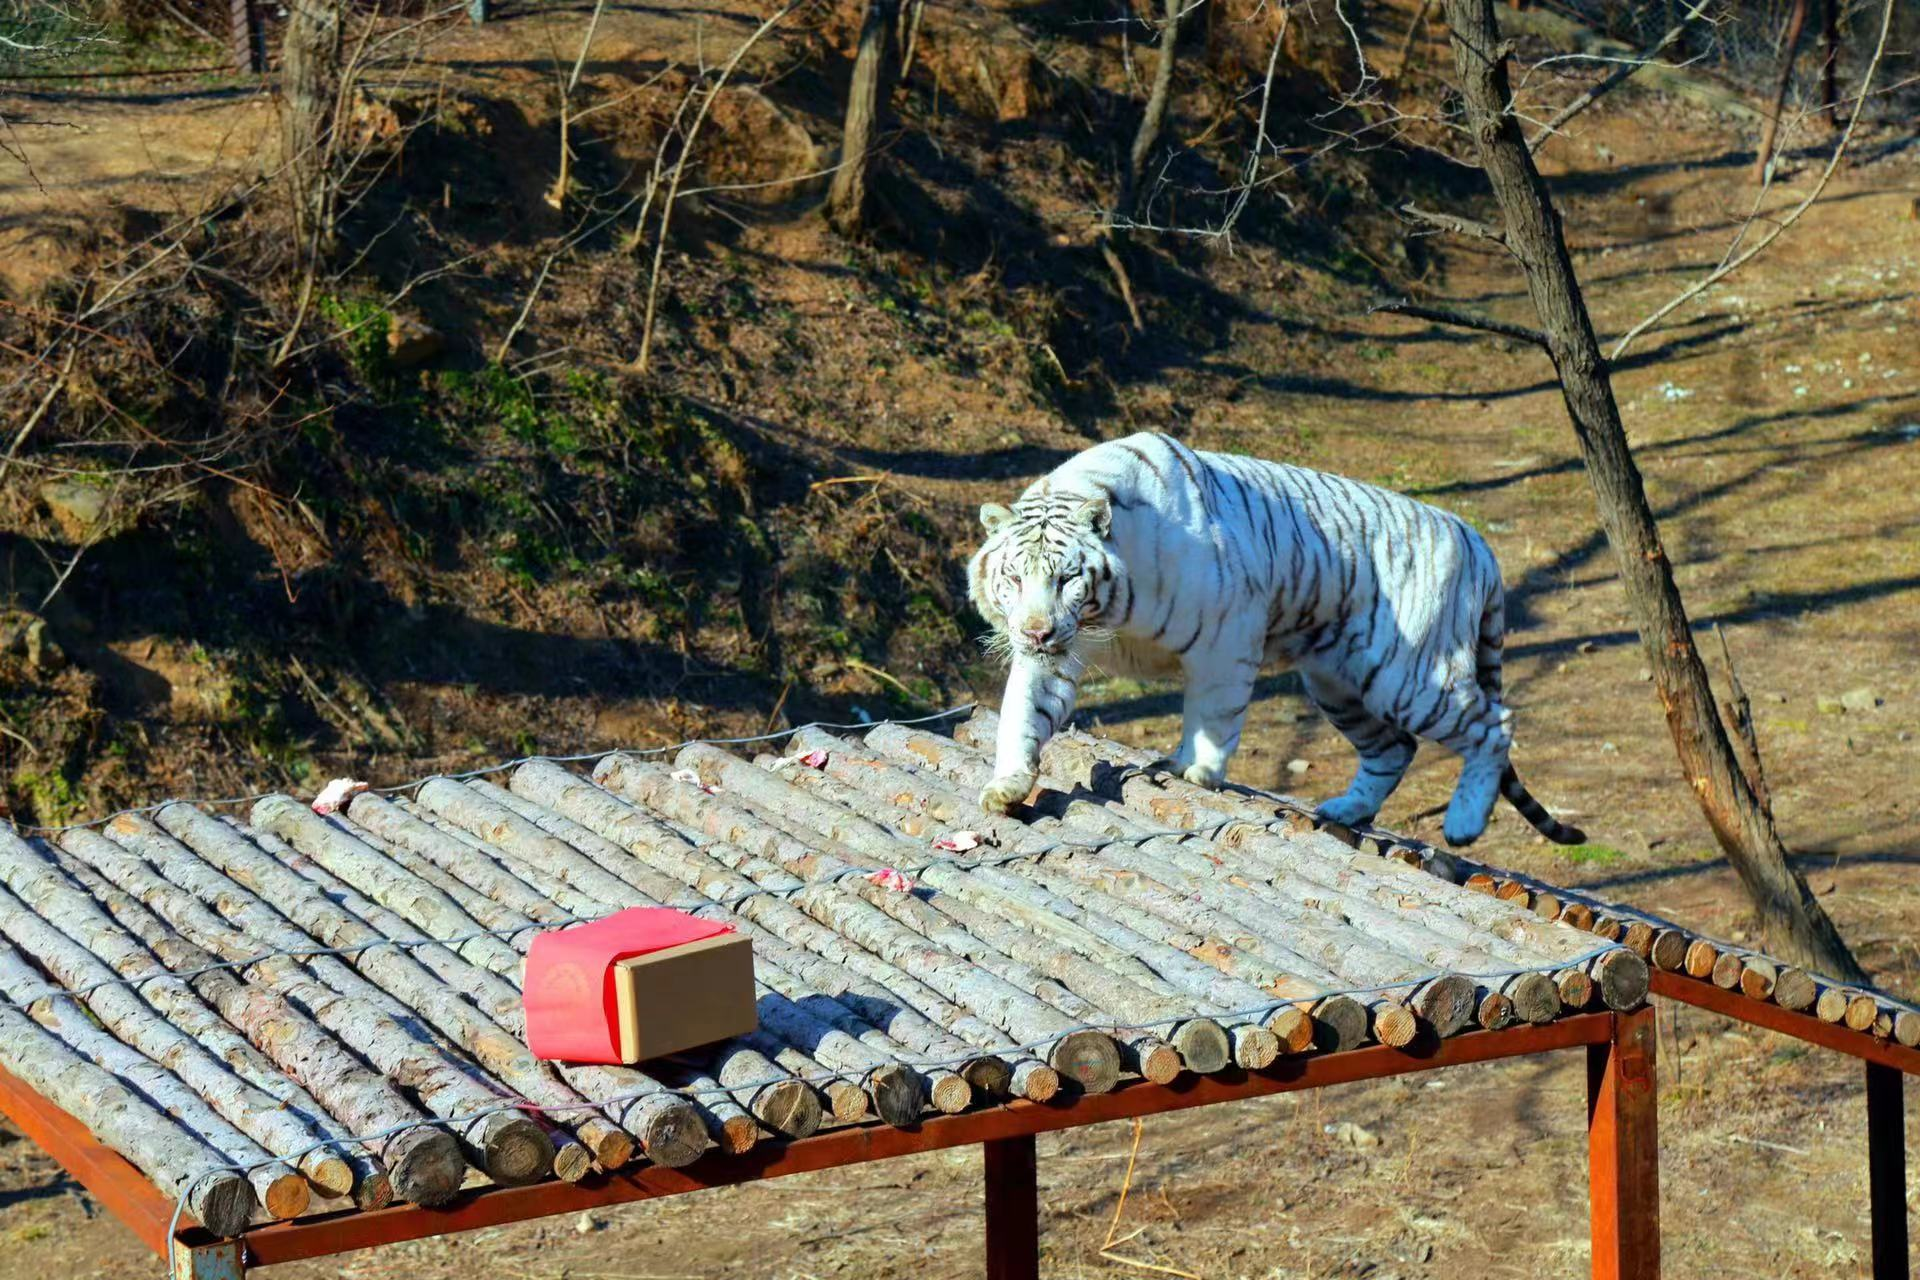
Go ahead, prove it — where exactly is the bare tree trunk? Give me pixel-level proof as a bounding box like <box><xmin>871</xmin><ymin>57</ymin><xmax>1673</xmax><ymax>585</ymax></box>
<box><xmin>1124</xmin><ymin>0</ymin><xmax>1186</xmax><ymax>213</ymax></box>
<box><xmin>281</xmin><ymin>0</ymin><xmax>344</xmax><ymax>253</ymax></box>
<box><xmin>1818</xmin><ymin>0</ymin><xmax>1840</xmax><ymax>128</ymax></box>
<box><xmin>825</xmin><ymin>0</ymin><xmax>900</xmax><ymax>237</ymax></box>
<box><xmin>1753</xmin><ymin>0</ymin><xmax>1810</xmax><ymax>181</ymax></box>
<box><xmin>1439</xmin><ymin>0</ymin><xmax>1867</xmax><ymax>984</ymax></box>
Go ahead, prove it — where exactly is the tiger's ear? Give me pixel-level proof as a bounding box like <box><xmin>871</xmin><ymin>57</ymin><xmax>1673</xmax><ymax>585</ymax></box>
<box><xmin>979</xmin><ymin>503</ymin><xmax>1014</xmax><ymax>532</ymax></box>
<box><xmin>1074</xmin><ymin>494</ymin><xmax>1112</xmax><ymax>538</ymax></box>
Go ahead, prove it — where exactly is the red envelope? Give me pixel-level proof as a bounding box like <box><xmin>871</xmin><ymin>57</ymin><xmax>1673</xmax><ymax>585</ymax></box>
<box><xmin>523</xmin><ymin>908</ymin><xmax>735</xmax><ymax>1063</ymax></box>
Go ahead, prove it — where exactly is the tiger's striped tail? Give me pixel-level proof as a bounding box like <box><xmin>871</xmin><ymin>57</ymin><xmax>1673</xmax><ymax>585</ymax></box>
<box><xmin>1500</xmin><ymin>766</ymin><xmax>1586</xmax><ymax>845</ymax></box>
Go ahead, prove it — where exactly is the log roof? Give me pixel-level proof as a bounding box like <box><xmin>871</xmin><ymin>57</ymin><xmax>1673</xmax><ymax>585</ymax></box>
<box><xmin>0</xmin><ymin>709</ymin><xmax>1903</xmax><ymax>1232</ymax></box>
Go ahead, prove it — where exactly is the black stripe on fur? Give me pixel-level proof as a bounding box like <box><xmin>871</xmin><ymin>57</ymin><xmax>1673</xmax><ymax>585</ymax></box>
<box><xmin>1499</xmin><ymin>766</ymin><xmax>1587</xmax><ymax>845</ymax></box>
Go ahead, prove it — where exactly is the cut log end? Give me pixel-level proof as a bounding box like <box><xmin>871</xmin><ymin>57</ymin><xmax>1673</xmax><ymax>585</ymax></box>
<box><xmin>1507</xmin><ymin>972</ymin><xmax>1562</xmax><ymax>1025</ymax></box>
<box><xmin>350</xmin><ymin>1163</ymin><xmax>394</xmax><ymax>1212</ymax></box>
<box><xmin>959</xmin><ymin>1056</ymin><xmax>1013</xmax><ymax>1100</ymax></box>
<box><xmin>1650</xmin><ymin>929</ymin><xmax>1689</xmax><ymax>972</ymax></box>
<box><xmin>1371</xmin><ymin>1001</ymin><xmax>1418</xmax><ymax>1049</ymax></box>
<box><xmin>1738</xmin><ymin>957</ymin><xmax>1778</xmax><ymax>1002</ymax></box>
<box><xmin>1050</xmin><ymin>1030</ymin><xmax>1123</xmax><ymax>1094</ymax></box>
<box><xmin>1132</xmin><ymin>1038</ymin><xmax>1185</xmax><ymax>1086</ymax></box>
<box><xmin>190</xmin><ymin>1171</ymin><xmax>257</xmax><ymax>1240</ymax></box>
<box><xmin>1413</xmin><ymin>974</ymin><xmax>1478</xmax><ymax>1038</ymax></box>
<box><xmin>1312</xmin><ymin>996</ymin><xmax>1371</xmax><ymax>1053</ymax></box>
<box><xmin>868</xmin><ymin>1064</ymin><xmax>926</xmax><ymax>1128</ymax></box>
<box><xmin>1844</xmin><ymin>993</ymin><xmax>1879</xmax><ymax>1033</ymax></box>
<box><xmin>385</xmin><ymin>1126</ymin><xmax>467</xmax><ymax>1207</ymax></box>
<box><xmin>1012</xmin><ymin>1060</ymin><xmax>1061</xmax><ymax>1103</ymax></box>
<box><xmin>302</xmin><ymin>1153</ymin><xmax>356</xmax><ymax>1200</ymax></box>
<box><xmin>1170</xmin><ymin>1019</ymin><xmax>1232</xmax><ymax>1074</ymax></box>
<box><xmin>552</xmin><ymin>1141</ymin><xmax>595</xmax><ymax>1183</ymax></box>
<box><xmin>1815</xmin><ymin>987</ymin><xmax>1851</xmax><ymax>1023</ymax></box>
<box><xmin>1894</xmin><ymin>1010</ymin><xmax>1920</xmax><ymax>1049</ymax></box>
<box><xmin>1621</xmin><ymin>921</ymin><xmax>1657</xmax><ymax>958</ymax></box>
<box><xmin>1594</xmin><ymin>949</ymin><xmax>1651</xmax><ymax>1010</ymax></box>
<box><xmin>584</xmin><ymin>1125</ymin><xmax>636</xmax><ymax>1171</ymax></box>
<box><xmin>1231</xmin><ymin>1024</ymin><xmax>1282</xmax><ymax>1070</ymax></box>
<box><xmin>638</xmin><ymin>1100</ymin><xmax>712</xmax><ymax>1169</ymax></box>
<box><xmin>718</xmin><ymin>1115</ymin><xmax>761</xmax><ymax>1156</ymax></box>
<box><xmin>825</xmin><ymin>1079</ymin><xmax>871</xmax><ymax>1122</ymax></box>
<box><xmin>1774</xmin><ymin>967</ymin><xmax>1818</xmax><ymax>1013</ymax></box>
<box><xmin>1554</xmin><ymin>968</ymin><xmax>1595</xmax><ymax>1010</ymax></box>
<box><xmin>477</xmin><ymin>1113</ymin><xmax>556</xmax><ymax>1187</ymax></box>
<box><xmin>751</xmin><ymin>1079</ymin><xmax>824</xmax><ymax>1140</ymax></box>
<box><xmin>928</xmin><ymin>1071</ymin><xmax>974</xmax><ymax>1115</ymax></box>
<box><xmin>1476</xmin><ymin>990</ymin><xmax>1515</xmax><ymax>1030</ymax></box>
<box><xmin>1710</xmin><ymin>951</ymin><xmax>1744</xmax><ymax>991</ymax></box>
<box><xmin>262</xmin><ymin>1169</ymin><xmax>312</xmax><ymax>1220</ymax></box>
<box><xmin>1267</xmin><ymin>1005</ymin><xmax>1315</xmax><ymax>1053</ymax></box>
<box><xmin>1683</xmin><ymin>939</ymin><xmax>1719</xmax><ymax>979</ymax></box>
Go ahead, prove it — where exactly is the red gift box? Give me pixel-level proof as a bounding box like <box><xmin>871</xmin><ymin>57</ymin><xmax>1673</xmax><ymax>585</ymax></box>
<box><xmin>523</xmin><ymin>908</ymin><xmax>748</xmax><ymax>1064</ymax></box>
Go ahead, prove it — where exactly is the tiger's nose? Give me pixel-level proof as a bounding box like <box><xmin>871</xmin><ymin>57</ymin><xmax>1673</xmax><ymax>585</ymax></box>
<box><xmin>1022</xmin><ymin>623</ymin><xmax>1054</xmax><ymax>647</ymax></box>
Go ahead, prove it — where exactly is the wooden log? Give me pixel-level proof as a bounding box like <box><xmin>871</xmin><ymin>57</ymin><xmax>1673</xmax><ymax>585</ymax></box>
<box><xmin>0</xmin><ymin>981</ymin><xmax>255</xmax><ymax>1236</ymax></box>
<box><xmin>64</xmin><ymin>822</ymin><xmax>556</xmax><ymax>1187</ymax></box>
<box><xmin>865</xmin><ymin>723</ymin><xmax>1474</xmax><ymax>1037</ymax></box>
<box><xmin>312</xmin><ymin>807</ymin><xmax>808</xmax><ymax>1151</ymax></box>
<box><xmin>1845</xmin><ymin>994</ymin><xmax>1880</xmax><ymax>1033</ymax></box>
<box><xmin>647</xmin><ymin>752</ymin><xmax>1207</xmax><ymax>1082</ymax></box>
<box><xmin>0</xmin><ymin>832</ymin><xmax>444</xmax><ymax>1207</ymax></box>
<box><xmin>0</xmin><ymin>933</ymin><xmax>306</xmax><ymax>1219</ymax></box>
<box><xmin>201</xmin><ymin>802</ymin><xmax>698</xmax><ymax>1171</ymax></box>
<box><xmin>1478</xmin><ymin>990</ymin><xmax>1515</xmax><ymax>1030</ymax></box>
<box><xmin>419</xmin><ymin>784</ymin><xmax>949</xmax><ymax>1126</ymax></box>
<box><xmin>1651</xmin><ymin>930</ymin><xmax>1689</xmax><ymax>972</ymax></box>
<box><xmin>1816</xmin><ymin>986</ymin><xmax>1852</xmax><ymax>1023</ymax></box>
<box><xmin>1507</xmin><ymin>971</ymin><xmax>1562</xmax><ymax>1025</ymax></box>
<box><xmin>777</xmin><ymin>730</ymin><xmax>1353</xmax><ymax>1052</ymax></box>
<box><xmin>741</xmin><ymin>1030</ymin><xmax>867</xmax><ymax>1122</ymax></box>
<box><xmin>451</xmin><ymin>779</ymin><xmax>1042</xmax><ymax>1112</ymax></box>
<box><xmin>1894</xmin><ymin>1010</ymin><xmax>1920</xmax><ymax>1049</ymax></box>
<box><xmin>946</xmin><ymin>719</ymin><xmax>1628</xmax><ymax>1011</ymax></box>
<box><xmin>1710</xmin><ymin>952</ymin><xmax>1744</xmax><ymax>991</ymax></box>
<box><xmin>656</xmin><ymin>1065</ymin><xmax>760</xmax><ymax>1155</ymax></box>
<box><xmin>374</xmin><ymin>793</ymin><xmax>882</xmax><ymax>1130</ymax></box>
<box><xmin>0</xmin><ymin>878</ymin><xmax>351</xmax><ymax>1201</ymax></box>
<box><xmin>528</xmin><ymin>760</ymin><xmax>1126</xmax><ymax>1094</ymax></box>
<box><xmin>1738</xmin><ymin>957</ymin><xmax>1778</xmax><ymax>1002</ymax></box>
<box><xmin>1620</xmin><ymin>922</ymin><xmax>1656</xmax><ymax>958</ymax></box>
<box><xmin>1021</xmin><ymin>721</ymin><xmax>1603</xmax><ymax>972</ymax></box>
<box><xmin>1593</xmin><ymin>949</ymin><xmax>1651</xmax><ymax>1010</ymax></box>
<box><xmin>1684</xmin><ymin>939</ymin><xmax>1719</xmax><ymax>979</ymax></box>
<box><xmin>688</xmin><ymin>745</ymin><xmax>1273</xmax><ymax>1069</ymax></box>
<box><xmin>1555</xmin><ymin>967</ymin><xmax>1595</xmax><ymax>1010</ymax></box>
<box><xmin>1774</xmin><ymin>967</ymin><xmax>1818</xmax><ymax>1013</ymax></box>
<box><xmin>258</xmin><ymin>826</ymin><xmax>615</xmax><ymax>1177</ymax></box>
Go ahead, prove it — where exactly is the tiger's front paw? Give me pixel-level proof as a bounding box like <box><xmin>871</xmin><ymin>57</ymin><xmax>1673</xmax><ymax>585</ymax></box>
<box><xmin>1181</xmin><ymin>761</ymin><xmax>1225</xmax><ymax>790</ymax></box>
<box><xmin>979</xmin><ymin>772</ymin><xmax>1036</xmax><ymax>815</ymax></box>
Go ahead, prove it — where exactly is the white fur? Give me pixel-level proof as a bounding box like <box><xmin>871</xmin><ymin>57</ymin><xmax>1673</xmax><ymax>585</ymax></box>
<box><xmin>967</xmin><ymin>432</ymin><xmax>1566</xmax><ymax>846</ymax></box>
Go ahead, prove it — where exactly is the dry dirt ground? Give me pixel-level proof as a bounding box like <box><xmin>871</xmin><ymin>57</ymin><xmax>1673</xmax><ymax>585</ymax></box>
<box><xmin>4</xmin><ymin>15</ymin><xmax>1920</xmax><ymax>1280</ymax></box>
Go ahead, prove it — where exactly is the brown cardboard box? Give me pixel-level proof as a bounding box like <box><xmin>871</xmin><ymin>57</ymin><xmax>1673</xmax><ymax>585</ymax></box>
<box><xmin>612</xmin><ymin>932</ymin><xmax>757</xmax><ymax>1062</ymax></box>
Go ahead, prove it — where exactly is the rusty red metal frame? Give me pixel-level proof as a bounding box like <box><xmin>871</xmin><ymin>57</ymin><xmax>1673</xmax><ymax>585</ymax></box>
<box><xmin>0</xmin><ymin>1014</ymin><xmax>1614</xmax><ymax>1268</ymax></box>
<box><xmin>1650</xmin><ymin>968</ymin><xmax>1920</xmax><ymax>1075</ymax></box>
<box><xmin>5</xmin><ymin>975</ymin><xmax>1913</xmax><ymax>1277</ymax></box>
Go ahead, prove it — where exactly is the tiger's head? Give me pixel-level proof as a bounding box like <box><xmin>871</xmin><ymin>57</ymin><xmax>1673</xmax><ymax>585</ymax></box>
<box><xmin>967</xmin><ymin>489</ymin><xmax>1121</xmax><ymax>662</ymax></box>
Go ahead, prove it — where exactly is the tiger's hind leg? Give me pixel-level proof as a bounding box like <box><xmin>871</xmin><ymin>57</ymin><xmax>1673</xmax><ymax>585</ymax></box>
<box><xmin>1433</xmin><ymin>696</ymin><xmax>1513</xmax><ymax>847</ymax></box>
<box><xmin>1301</xmin><ymin>670</ymin><xmax>1417</xmax><ymax>828</ymax></box>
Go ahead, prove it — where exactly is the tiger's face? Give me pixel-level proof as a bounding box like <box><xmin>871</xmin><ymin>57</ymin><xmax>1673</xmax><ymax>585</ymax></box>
<box><xmin>967</xmin><ymin>491</ymin><xmax>1120</xmax><ymax>661</ymax></box>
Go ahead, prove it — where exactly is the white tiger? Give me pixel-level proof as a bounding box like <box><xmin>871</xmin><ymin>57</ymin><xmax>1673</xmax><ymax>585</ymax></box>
<box><xmin>966</xmin><ymin>431</ymin><xmax>1585</xmax><ymax>848</ymax></box>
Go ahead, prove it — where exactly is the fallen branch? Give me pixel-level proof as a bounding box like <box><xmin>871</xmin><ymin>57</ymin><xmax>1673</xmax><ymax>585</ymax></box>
<box><xmin>1367</xmin><ymin>297</ymin><xmax>1549</xmax><ymax>348</ymax></box>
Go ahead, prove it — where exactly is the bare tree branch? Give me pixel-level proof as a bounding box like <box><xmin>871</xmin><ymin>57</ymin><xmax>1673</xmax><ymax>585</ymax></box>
<box><xmin>1367</xmin><ymin>297</ymin><xmax>1548</xmax><ymax>348</ymax></box>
